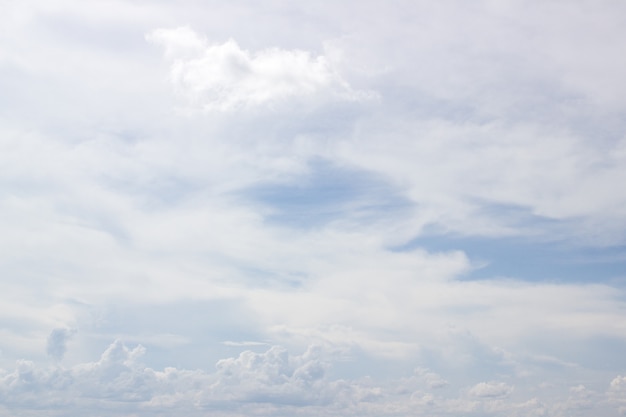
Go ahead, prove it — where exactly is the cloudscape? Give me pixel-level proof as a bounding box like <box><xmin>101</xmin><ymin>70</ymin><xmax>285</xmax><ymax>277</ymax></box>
<box><xmin>1</xmin><ymin>1</ymin><xmax>626</xmax><ymax>416</ymax></box>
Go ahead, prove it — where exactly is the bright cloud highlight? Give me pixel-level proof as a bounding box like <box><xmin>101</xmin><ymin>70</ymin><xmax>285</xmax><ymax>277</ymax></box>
<box><xmin>147</xmin><ymin>27</ymin><xmax>367</xmax><ymax>111</ymax></box>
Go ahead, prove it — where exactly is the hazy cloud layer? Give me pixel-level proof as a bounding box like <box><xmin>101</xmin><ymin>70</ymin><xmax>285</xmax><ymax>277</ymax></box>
<box><xmin>1</xmin><ymin>0</ymin><xmax>626</xmax><ymax>416</ymax></box>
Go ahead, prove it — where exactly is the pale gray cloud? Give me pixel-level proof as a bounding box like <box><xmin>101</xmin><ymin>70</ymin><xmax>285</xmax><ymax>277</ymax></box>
<box><xmin>608</xmin><ymin>376</ymin><xmax>626</xmax><ymax>415</ymax></box>
<box><xmin>468</xmin><ymin>381</ymin><xmax>514</xmax><ymax>399</ymax></box>
<box><xmin>46</xmin><ymin>328</ymin><xmax>75</xmax><ymax>362</ymax></box>
<box><xmin>414</xmin><ymin>368</ymin><xmax>449</xmax><ymax>389</ymax></box>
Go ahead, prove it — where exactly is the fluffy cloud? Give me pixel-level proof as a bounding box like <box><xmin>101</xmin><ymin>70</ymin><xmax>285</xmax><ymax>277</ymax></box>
<box><xmin>610</xmin><ymin>376</ymin><xmax>626</xmax><ymax>391</ymax></box>
<box><xmin>608</xmin><ymin>376</ymin><xmax>626</xmax><ymax>414</ymax></box>
<box><xmin>468</xmin><ymin>381</ymin><xmax>513</xmax><ymax>399</ymax></box>
<box><xmin>414</xmin><ymin>368</ymin><xmax>449</xmax><ymax>389</ymax></box>
<box><xmin>0</xmin><ymin>341</ymin><xmax>376</xmax><ymax>415</ymax></box>
<box><xmin>2</xmin><ymin>340</ymin><xmax>626</xmax><ymax>416</ymax></box>
<box><xmin>147</xmin><ymin>27</ymin><xmax>369</xmax><ymax>111</ymax></box>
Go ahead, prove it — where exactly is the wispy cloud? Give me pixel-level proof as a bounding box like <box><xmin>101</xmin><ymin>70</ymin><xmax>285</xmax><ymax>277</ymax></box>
<box><xmin>1</xmin><ymin>0</ymin><xmax>626</xmax><ymax>416</ymax></box>
<box><xmin>222</xmin><ymin>341</ymin><xmax>269</xmax><ymax>347</ymax></box>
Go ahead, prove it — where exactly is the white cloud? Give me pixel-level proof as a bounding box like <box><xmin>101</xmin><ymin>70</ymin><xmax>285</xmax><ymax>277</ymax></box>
<box><xmin>468</xmin><ymin>381</ymin><xmax>514</xmax><ymax>398</ymax></box>
<box><xmin>222</xmin><ymin>341</ymin><xmax>269</xmax><ymax>347</ymax></box>
<box><xmin>609</xmin><ymin>376</ymin><xmax>626</xmax><ymax>414</ymax></box>
<box><xmin>611</xmin><ymin>376</ymin><xmax>626</xmax><ymax>392</ymax></box>
<box><xmin>0</xmin><ymin>341</ymin><xmax>377</xmax><ymax>414</ymax></box>
<box><xmin>1</xmin><ymin>340</ymin><xmax>623</xmax><ymax>416</ymax></box>
<box><xmin>147</xmin><ymin>27</ymin><xmax>370</xmax><ymax>111</ymax></box>
<box><xmin>414</xmin><ymin>368</ymin><xmax>449</xmax><ymax>389</ymax></box>
<box><xmin>211</xmin><ymin>345</ymin><xmax>339</xmax><ymax>405</ymax></box>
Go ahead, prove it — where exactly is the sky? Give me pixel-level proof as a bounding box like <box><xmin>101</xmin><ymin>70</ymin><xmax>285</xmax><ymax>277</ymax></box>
<box><xmin>1</xmin><ymin>0</ymin><xmax>626</xmax><ymax>416</ymax></box>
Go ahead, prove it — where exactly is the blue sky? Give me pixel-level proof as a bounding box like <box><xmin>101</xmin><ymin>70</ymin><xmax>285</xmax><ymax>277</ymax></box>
<box><xmin>1</xmin><ymin>0</ymin><xmax>626</xmax><ymax>416</ymax></box>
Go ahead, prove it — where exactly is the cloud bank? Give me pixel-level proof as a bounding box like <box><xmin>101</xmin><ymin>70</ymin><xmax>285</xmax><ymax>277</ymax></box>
<box><xmin>1</xmin><ymin>340</ymin><xmax>625</xmax><ymax>417</ymax></box>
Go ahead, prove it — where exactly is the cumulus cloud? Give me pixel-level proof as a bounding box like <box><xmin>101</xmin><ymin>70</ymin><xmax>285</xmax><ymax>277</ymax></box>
<box><xmin>414</xmin><ymin>367</ymin><xmax>449</xmax><ymax>389</ymax></box>
<box><xmin>0</xmin><ymin>341</ymin><xmax>378</xmax><ymax>414</ymax></box>
<box><xmin>468</xmin><ymin>381</ymin><xmax>514</xmax><ymax>398</ymax></box>
<box><xmin>563</xmin><ymin>384</ymin><xmax>596</xmax><ymax>410</ymax></box>
<box><xmin>6</xmin><ymin>340</ymin><xmax>625</xmax><ymax>416</ymax></box>
<box><xmin>608</xmin><ymin>376</ymin><xmax>626</xmax><ymax>413</ymax></box>
<box><xmin>212</xmin><ymin>345</ymin><xmax>338</xmax><ymax>405</ymax></box>
<box><xmin>147</xmin><ymin>26</ymin><xmax>369</xmax><ymax>111</ymax></box>
<box><xmin>612</xmin><ymin>376</ymin><xmax>626</xmax><ymax>391</ymax></box>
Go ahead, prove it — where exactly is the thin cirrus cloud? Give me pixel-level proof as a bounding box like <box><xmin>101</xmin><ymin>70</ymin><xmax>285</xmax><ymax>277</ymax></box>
<box><xmin>1</xmin><ymin>1</ymin><xmax>626</xmax><ymax>416</ymax></box>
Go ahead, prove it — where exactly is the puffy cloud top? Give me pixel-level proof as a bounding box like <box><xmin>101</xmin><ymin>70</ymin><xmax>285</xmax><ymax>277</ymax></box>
<box><xmin>468</xmin><ymin>381</ymin><xmax>514</xmax><ymax>398</ymax></box>
<box><xmin>147</xmin><ymin>27</ymin><xmax>368</xmax><ymax>111</ymax></box>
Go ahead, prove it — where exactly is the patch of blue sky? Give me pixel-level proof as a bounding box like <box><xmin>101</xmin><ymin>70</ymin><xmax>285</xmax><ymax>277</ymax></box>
<box><xmin>398</xmin><ymin>234</ymin><xmax>626</xmax><ymax>284</ymax></box>
<box><xmin>244</xmin><ymin>158</ymin><xmax>414</xmax><ymax>229</ymax></box>
<box><xmin>395</xmin><ymin>203</ymin><xmax>626</xmax><ymax>285</ymax></box>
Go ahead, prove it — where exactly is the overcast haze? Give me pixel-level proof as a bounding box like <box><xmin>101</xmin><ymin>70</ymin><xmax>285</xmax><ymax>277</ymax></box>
<box><xmin>2</xmin><ymin>0</ymin><xmax>626</xmax><ymax>416</ymax></box>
